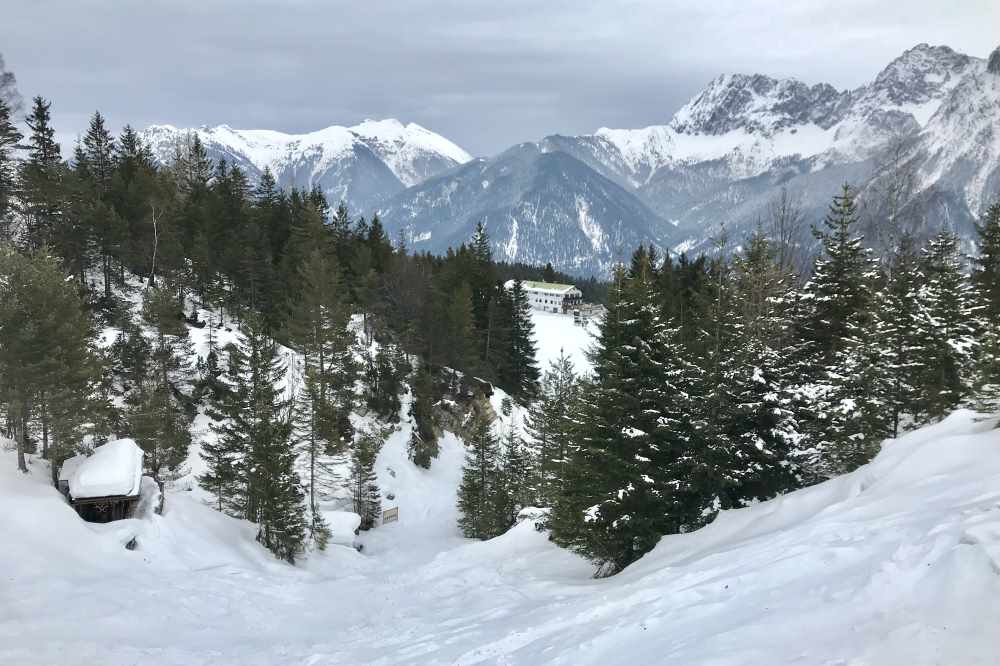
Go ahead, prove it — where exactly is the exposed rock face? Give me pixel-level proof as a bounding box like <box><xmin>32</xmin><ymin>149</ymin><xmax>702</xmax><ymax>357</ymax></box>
<box><xmin>989</xmin><ymin>46</ymin><xmax>1000</xmax><ymax>75</ymax></box>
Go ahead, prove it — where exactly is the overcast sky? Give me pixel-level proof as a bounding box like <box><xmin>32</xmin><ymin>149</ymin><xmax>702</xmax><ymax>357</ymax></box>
<box><xmin>3</xmin><ymin>1</ymin><xmax>997</xmax><ymax>156</ymax></box>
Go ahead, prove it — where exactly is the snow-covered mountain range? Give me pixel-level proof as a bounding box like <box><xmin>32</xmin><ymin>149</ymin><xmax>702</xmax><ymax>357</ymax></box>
<box><xmin>381</xmin><ymin>43</ymin><xmax>1000</xmax><ymax>273</ymax></box>
<box><xmin>142</xmin><ymin>43</ymin><xmax>1000</xmax><ymax>276</ymax></box>
<box><xmin>141</xmin><ymin>119</ymin><xmax>472</xmax><ymax>214</ymax></box>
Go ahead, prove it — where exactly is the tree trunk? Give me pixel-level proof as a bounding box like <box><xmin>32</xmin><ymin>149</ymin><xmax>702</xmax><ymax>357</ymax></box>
<box><xmin>40</xmin><ymin>396</ymin><xmax>49</xmax><ymax>458</ymax></box>
<box><xmin>14</xmin><ymin>403</ymin><xmax>27</xmax><ymax>473</ymax></box>
<box><xmin>104</xmin><ymin>254</ymin><xmax>112</xmax><ymax>300</ymax></box>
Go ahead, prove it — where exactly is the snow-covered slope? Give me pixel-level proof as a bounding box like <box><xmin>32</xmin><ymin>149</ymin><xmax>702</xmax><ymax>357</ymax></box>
<box><xmin>4</xmin><ymin>410</ymin><xmax>1000</xmax><ymax>664</ymax></box>
<box><xmin>141</xmin><ymin>119</ymin><xmax>472</xmax><ymax>214</ymax></box>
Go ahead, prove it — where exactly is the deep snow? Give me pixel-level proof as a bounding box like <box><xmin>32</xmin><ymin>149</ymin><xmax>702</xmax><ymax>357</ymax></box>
<box><xmin>3</xmin><ymin>410</ymin><xmax>1000</xmax><ymax>664</ymax></box>
<box><xmin>530</xmin><ymin>309</ymin><xmax>596</xmax><ymax>377</ymax></box>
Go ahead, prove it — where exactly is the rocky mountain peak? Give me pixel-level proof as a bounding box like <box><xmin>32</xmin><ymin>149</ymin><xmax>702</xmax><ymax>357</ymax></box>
<box><xmin>868</xmin><ymin>43</ymin><xmax>973</xmax><ymax>105</ymax></box>
<box><xmin>668</xmin><ymin>72</ymin><xmax>844</xmax><ymax>136</ymax></box>
<box><xmin>989</xmin><ymin>45</ymin><xmax>1000</xmax><ymax>75</ymax></box>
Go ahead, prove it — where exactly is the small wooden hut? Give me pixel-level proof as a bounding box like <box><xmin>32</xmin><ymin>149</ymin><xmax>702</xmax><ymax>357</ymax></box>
<box><xmin>62</xmin><ymin>439</ymin><xmax>144</xmax><ymax>523</ymax></box>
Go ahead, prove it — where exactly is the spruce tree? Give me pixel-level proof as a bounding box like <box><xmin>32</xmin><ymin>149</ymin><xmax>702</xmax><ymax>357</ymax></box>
<box><xmin>201</xmin><ymin>316</ymin><xmax>306</xmax><ymax>562</ymax></box>
<box><xmin>716</xmin><ymin>233</ymin><xmax>801</xmax><ymax>502</ymax></box>
<box><xmin>793</xmin><ymin>185</ymin><xmax>881</xmax><ymax>477</ymax></box>
<box><xmin>20</xmin><ymin>97</ymin><xmax>63</xmax><ymax>253</ymax></box>
<box><xmin>972</xmin><ymin>203</ymin><xmax>1000</xmax><ymax>405</ymax></box>
<box><xmin>525</xmin><ymin>351</ymin><xmax>580</xmax><ymax>506</ymax></box>
<box><xmin>78</xmin><ymin>111</ymin><xmax>125</xmax><ymax>299</ymax></box>
<box><xmin>501</xmin><ymin>280</ymin><xmax>540</xmax><ymax>399</ymax></box>
<box><xmin>917</xmin><ymin>232</ymin><xmax>977</xmax><ymax>420</ymax></box>
<box><xmin>498</xmin><ymin>423</ymin><xmax>533</xmax><ymax>524</ymax></box>
<box><xmin>131</xmin><ymin>286</ymin><xmax>194</xmax><ymax>512</ymax></box>
<box><xmin>880</xmin><ymin>234</ymin><xmax>926</xmax><ymax>434</ymax></box>
<box><xmin>407</xmin><ymin>363</ymin><xmax>439</xmax><ymax>468</ymax></box>
<box><xmin>551</xmin><ymin>253</ymin><xmax>706</xmax><ymax>573</ymax></box>
<box><xmin>0</xmin><ymin>247</ymin><xmax>101</xmax><ymax>473</ymax></box>
<box><xmin>350</xmin><ymin>428</ymin><xmax>382</xmax><ymax>530</ymax></box>
<box><xmin>796</xmin><ymin>185</ymin><xmax>877</xmax><ymax>367</ymax></box>
<box><xmin>457</xmin><ymin>413</ymin><xmax>503</xmax><ymax>539</ymax></box>
<box><xmin>0</xmin><ymin>97</ymin><xmax>22</xmax><ymax>239</ymax></box>
<box><xmin>285</xmin><ymin>246</ymin><xmax>355</xmax><ymax>547</ymax></box>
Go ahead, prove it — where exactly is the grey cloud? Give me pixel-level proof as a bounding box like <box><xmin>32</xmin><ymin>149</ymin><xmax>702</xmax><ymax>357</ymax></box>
<box><xmin>2</xmin><ymin>0</ymin><xmax>997</xmax><ymax>155</ymax></box>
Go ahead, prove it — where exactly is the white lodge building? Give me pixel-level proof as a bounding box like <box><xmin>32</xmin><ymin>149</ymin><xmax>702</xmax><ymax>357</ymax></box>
<box><xmin>506</xmin><ymin>280</ymin><xmax>583</xmax><ymax>314</ymax></box>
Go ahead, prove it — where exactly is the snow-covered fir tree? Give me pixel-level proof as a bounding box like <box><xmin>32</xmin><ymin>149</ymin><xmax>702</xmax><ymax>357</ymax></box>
<box><xmin>457</xmin><ymin>413</ymin><xmax>505</xmax><ymax>540</ymax></box>
<box><xmin>917</xmin><ymin>232</ymin><xmax>978</xmax><ymax>421</ymax></box>
<box><xmin>350</xmin><ymin>427</ymin><xmax>383</xmax><ymax>531</ymax></box>
<box><xmin>525</xmin><ymin>350</ymin><xmax>580</xmax><ymax>506</ymax></box>
<box><xmin>552</xmin><ymin>251</ymin><xmax>707</xmax><ymax>574</ymax></box>
<box><xmin>200</xmin><ymin>315</ymin><xmax>306</xmax><ymax>562</ymax></box>
<box><xmin>715</xmin><ymin>232</ymin><xmax>801</xmax><ymax>502</ymax></box>
<box><xmin>879</xmin><ymin>234</ymin><xmax>927</xmax><ymax>435</ymax></box>
<box><xmin>972</xmin><ymin>203</ymin><xmax>1000</xmax><ymax>406</ymax></box>
<box><xmin>793</xmin><ymin>185</ymin><xmax>882</xmax><ymax>478</ymax></box>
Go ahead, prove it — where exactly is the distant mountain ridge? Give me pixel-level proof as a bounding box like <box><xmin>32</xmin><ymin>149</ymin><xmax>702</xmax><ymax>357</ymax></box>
<box><xmin>141</xmin><ymin>119</ymin><xmax>472</xmax><ymax>214</ymax></box>
<box><xmin>142</xmin><ymin>43</ymin><xmax>1000</xmax><ymax>277</ymax></box>
<box><xmin>380</xmin><ymin>42</ymin><xmax>1000</xmax><ymax>274</ymax></box>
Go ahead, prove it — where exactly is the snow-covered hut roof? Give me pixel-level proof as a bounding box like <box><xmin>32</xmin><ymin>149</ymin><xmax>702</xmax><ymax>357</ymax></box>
<box><xmin>57</xmin><ymin>454</ymin><xmax>88</xmax><ymax>483</ymax></box>
<box><xmin>504</xmin><ymin>280</ymin><xmax>580</xmax><ymax>295</ymax></box>
<box><xmin>68</xmin><ymin>439</ymin><xmax>144</xmax><ymax>500</ymax></box>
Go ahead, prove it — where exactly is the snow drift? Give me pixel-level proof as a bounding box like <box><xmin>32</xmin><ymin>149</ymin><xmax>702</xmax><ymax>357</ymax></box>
<box><xmin>3</xmin><ymin>411</ymin><xmax>1000</xmax><ymax>664</ymax></box>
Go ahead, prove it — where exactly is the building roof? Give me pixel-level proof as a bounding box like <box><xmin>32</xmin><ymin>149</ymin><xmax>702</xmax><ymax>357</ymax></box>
<box><xmin>504</xmin><ymin>279</ymin><xmax>580</xmax><ymax>295</ymax></box>
<box><xmin>58</xmin><ymin>454</ymin><xmax>88</xmax><ymax>483</ymax></box>
<box><xmin>68</xmin><ymin>439</ymin><xmax>144</xmax><ymax>500</ymax></box>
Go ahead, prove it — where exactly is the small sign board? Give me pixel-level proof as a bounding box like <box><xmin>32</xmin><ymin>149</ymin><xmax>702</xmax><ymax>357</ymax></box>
<box><xmin>382</xmin><ymin>507</ymin><xmax>399</xmax><ymax>524</ymax></box>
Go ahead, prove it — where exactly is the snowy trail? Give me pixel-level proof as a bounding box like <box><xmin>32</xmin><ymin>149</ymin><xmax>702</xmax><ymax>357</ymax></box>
<box><xmin>4</xmin><ymin>412</ymin><xmax>1000</xmax><ymax>664</ymax></box>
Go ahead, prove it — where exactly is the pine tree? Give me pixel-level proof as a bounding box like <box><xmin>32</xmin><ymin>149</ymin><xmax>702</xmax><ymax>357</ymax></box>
<box><xmin>0</xmin><ymin>97</ymin><xmax>22</xmax><ymax>239</ymax></box>
<box><xmin>20</xmin><ymin>97</ymin><xmax>63</xmax><ymax>253</ymax></box>
<box><xmin>350</xmin><ymin>428</ymin><xmax>382</xmax><ymax>530</ymax></box>
<box><xmin>131</xmin><ymin>286</ymin><xmax>194</xmax><ymax>512</ymax></box>
<box><xmin>498</xmin><ymin>423</ymin><xmax>532</xmax><ymax>526</ymax></box>
<box><xmin>550</xmin><ymin>254</ymin><xmax>707</xmax><ymax>573</ymax></box>
<box><xmin>201</xmin><ymin>316</ymin><xmax>306</xmax><ymax>562</ymax></box>
<box><xmin>364</xmin><ymin>343</ymin><xmax>407</xmax><ymax>420</ymax></box>
<box><xmin>525</xmin><ymin>350</ymin><xmax>580</xmax><ymax>506</ymax></box>
<box><xmin>285</xmin><ymin>246</ymin><xmax>355</xmax><ymax>547</ymax></box>
<box><xmin>500</xmin><ymin>280</ymin><xmax>540</xmax><ymax>399</ymax></box>
<box><xmin>796</xmin><ymin>185</ymin><xmax>877</xmax><ymax>367</ymax></box>
<box><xmin>0</xmin><ymin>247</ymin><xmax>101</xmax><ymax>473</ymax></box>
<box><xmin>917</xmin><ymin>232</ymin><xmax>978</xmax><ymax>420</ymax></box>
<box><xmin>457</xmin><ymin>413</ymin><xmax>503</xmax><ymax>540</ymax></box>
<box><xmin>880</xmin><ymin>234</ymin><xmax>927</xmax><ymax>434</ymax></box>
<box><xmin>793</xmin><ymin>185</ymin><xmax>881</xmax><ymax>477</ymax></box>
<box><xmin>972</xmin><ymin>203</ymin><xmax>1000</xmax><ymax>405</ymax></box>
<box><xmin>407</xmin><ymin>363</ymin><xmax>439</xmax><ymax>468</ymax></box>
<box><xmin>716</xmin><ymin>233</ymin><xmax>801</xmax><ymax>502</ymax></box>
